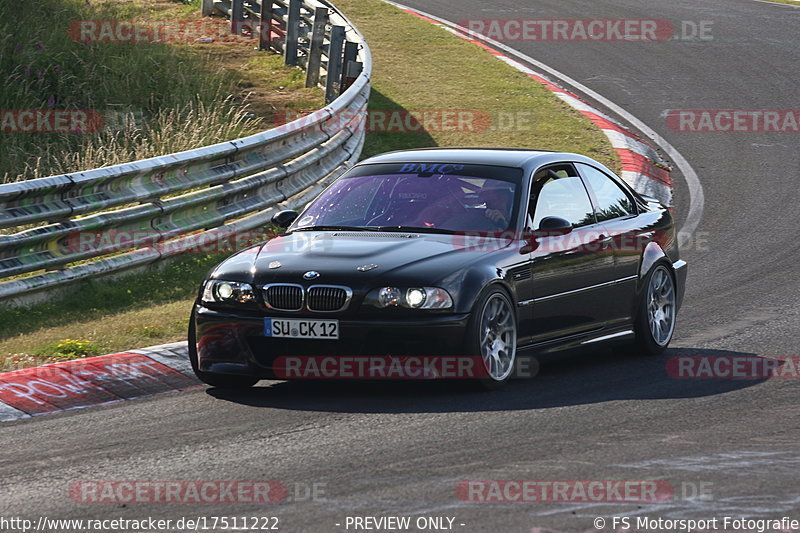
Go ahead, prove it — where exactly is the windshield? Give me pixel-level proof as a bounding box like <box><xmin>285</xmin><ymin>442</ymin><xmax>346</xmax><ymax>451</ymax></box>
<box><xmin>290</xmin><ymin>163</ymin><xmax>523</xmax><ymax>233</ymax></box>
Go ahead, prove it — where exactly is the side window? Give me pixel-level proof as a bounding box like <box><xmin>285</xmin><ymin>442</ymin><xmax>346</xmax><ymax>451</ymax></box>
<box><xmin>529</xmin><ymin>164</ymin><xmax>596</xmax><ymax>229</ymax></box>
<box><xmin>576</xmin><ymin>163</ymin><xmax>636</xmax><ymax>222</ymax></box>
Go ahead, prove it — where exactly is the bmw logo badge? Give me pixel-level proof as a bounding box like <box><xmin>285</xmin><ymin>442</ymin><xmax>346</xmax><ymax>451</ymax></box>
<box><xmin>303</xmin><ymin>271</ymin><xmax>320</xmax><ymax>280</ymax></box>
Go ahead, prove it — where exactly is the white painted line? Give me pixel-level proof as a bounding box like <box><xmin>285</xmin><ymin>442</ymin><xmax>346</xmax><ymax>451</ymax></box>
<box><xmin>0</xmin><ymin>401</ymin><xmax>29</xmax><ymax>422</ymax></box>
<box><xmin>132</xmin><ymin>341</ymin><xmax>194</xmax><ymax>376</ymax></box>
<box><xmin>602</xmin><ymin>129</ymin><xmax>662</xmax><ymax>160</ymax></box>
<box><xmin>383</xmin><ymin>0</ymin><xmax>704</xmax><ymax>245</ymax></box>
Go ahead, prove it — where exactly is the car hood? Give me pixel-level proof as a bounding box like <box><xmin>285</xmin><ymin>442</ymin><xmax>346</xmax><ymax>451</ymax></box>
<box><xmin>211</xmin><ymin>231</ymin><xmax>512</xmax><ymax>287</ymax></box>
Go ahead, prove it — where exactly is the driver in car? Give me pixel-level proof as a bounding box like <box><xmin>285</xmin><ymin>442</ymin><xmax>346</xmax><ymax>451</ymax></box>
<box><xmin>480</xmin><ymin>184</ymin><xmax>514</xmax><ymax>229</ymax></box>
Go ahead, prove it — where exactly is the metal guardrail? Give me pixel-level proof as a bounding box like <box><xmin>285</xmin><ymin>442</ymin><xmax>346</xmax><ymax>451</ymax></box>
<box><xmin>0</xmin><ymin>0</ymin><xmax>371</xmax><ymax>303</ymax></box>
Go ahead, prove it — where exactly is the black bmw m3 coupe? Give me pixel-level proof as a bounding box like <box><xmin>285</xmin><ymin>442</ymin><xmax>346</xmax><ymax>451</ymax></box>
<box><xmin>189</xmin><ymin>148</ymin><xmax>686</xmax><ymax>389</ymax></box>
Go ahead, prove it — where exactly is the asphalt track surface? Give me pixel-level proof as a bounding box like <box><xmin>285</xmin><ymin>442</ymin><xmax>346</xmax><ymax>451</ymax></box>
<box><xmin>2</xmin><ymin>0</ymin><xmax>799</xmax><ymax>531</ymax></box>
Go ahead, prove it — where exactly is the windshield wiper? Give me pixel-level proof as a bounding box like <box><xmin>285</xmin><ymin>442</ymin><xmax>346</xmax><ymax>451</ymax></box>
<box><xmin>375</xmin><ymin>226</ymin><xmax>458</xmax><ymax>235</ymax></box>
<box><xmin>291</xmin><ymin>225</ymin><xmax>458</xmax><ymax>235</ymax></box>
<box><xmin>290</xmin><ymin>225</ymin><xmax>382</xmax><ymax>232</ymax></box>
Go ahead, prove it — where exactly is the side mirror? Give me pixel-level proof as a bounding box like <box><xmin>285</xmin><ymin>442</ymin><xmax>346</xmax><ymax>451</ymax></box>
<box><xmin>537</xmin><ymin>216</ymin><xmax>573</xmax><ymax>235</ymax></box>
<box><xmin>271</xmin><ymin>209</ymin><xmax>299</xmax><ymax>229</ymax></box>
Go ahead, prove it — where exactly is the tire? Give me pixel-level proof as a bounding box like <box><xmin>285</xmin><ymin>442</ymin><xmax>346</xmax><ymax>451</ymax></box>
<box><xmin>632</xmin><ymin>263</ymin><xmax>677</xmax><ymax>356</ymax></box>
<box><xmin>188</xmin><ymin>312</ymin><xmax>259</xmax><ymax>389</ymax></box>
<box><xmin>464</xmin><ymin>287</ymin><xmax>518</xmax><ymax>390</ymax></box>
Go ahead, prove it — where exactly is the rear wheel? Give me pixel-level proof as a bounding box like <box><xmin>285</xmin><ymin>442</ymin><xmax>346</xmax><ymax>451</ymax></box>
<box><xmin>632</xmin><ymin>264</ymin><xmax>676</xmax><ymax>355</ymax></box>
<box><xmin>188</xmin><ymin>312</ymin><xmax>259</xmax><ymax>389</ymax></box>
<box><xmin>465</xmin><ymin>288</ymin><xmax>517</xmax><ymax>390</ymax></box>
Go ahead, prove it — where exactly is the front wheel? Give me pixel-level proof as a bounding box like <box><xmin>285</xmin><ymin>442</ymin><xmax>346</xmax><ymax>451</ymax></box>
<box><xmin>188</xmin><ymin>312</ymin><xmax>259</xmax><ymax>389</ymax></box>
<box><xmin>632</xmin><ymin>264</ymin><xmax>677</xmax><ymax>355</ymax></box>
<box><xmin>465</xmin><ymin>288</ymin><xmax>518</xmax><ymax>390</ymax></box>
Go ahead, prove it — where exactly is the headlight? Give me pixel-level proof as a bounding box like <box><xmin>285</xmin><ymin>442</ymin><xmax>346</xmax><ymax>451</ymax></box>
<box><xmin>202</xmin><ymin>280</ymin><xmax>256</xmax><ymax>304</ymax></box>
<box><xmin>406</xmin><ymin>288</ymin><xmax>426</xmax><ymax>308</ymax></box>
<box><xmin>373</xmin><ymin>287</ymin><xmax>453</xmax><ymax>309</ymax></box>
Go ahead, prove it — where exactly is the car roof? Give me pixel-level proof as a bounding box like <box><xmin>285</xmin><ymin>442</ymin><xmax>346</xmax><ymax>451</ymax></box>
<box><xmin>358</xmin><ymin>147</ymin><xmax>604</xmax><ymax>171</ymax></box>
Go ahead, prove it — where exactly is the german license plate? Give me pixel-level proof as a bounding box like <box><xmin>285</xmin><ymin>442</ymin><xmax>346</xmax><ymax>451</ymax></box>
<box><xmin>264</xmin><ymin>318</ymin><xmax>339</xmax><ymax>339</ymax></box>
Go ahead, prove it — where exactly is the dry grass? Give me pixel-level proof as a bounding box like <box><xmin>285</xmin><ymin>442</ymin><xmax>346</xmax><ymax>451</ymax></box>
<box><xmin>14</xmin><ymin>100</ymin><xmax>261</xmax><ymax>179</ymax></box>
<box><xmin>0</xmin><ymin>0</ymin><xmax>323</xmax><ymax>182</ymax></box>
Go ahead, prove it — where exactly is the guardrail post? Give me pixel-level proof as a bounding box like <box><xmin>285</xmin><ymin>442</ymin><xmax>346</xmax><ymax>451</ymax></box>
<box><xmin>305</xmin><ymin>7</ymin><xmax>329</xmax><ymax>87</ymax></box>
<box><xmin>201</xmin><ymin>0</ymin><xmax>215</xmax><ymax>16</ymax></box>
<box><xmin>284</xmin><ymin>0</ymin><xmax>301</xmax><ymax>66</ymax></box>
<box><xmin>259</xmin><ymin>0</ymin><xmax>274</xmax><ymax>51</ymax></box>
<box><xmin>231</xmin><ymin>0</ymin><xmax>245</xmax><ymax>35</ymax></box>
<box><xmin>325</xmin><ymin>26</ymin><xmax>346</xmax><ymax>103</ymax></box>
<box><xmin>340</xmin><ymin>41</ymin><xmax>358</xmax><ymax>96</ymax></box>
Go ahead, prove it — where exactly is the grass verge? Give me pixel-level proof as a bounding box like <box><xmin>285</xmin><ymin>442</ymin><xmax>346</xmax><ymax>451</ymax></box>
<box><xmin>1</xmin><ymin>0</ymin><xmax>617</xmax><ymax>370</ymax></box>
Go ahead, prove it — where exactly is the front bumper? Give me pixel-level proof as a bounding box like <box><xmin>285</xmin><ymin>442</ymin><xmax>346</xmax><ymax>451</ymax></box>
<box><xmin>193</xmin><ymin>305</ymin><xmax>471</xmax><ymax>378</ymax></box>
